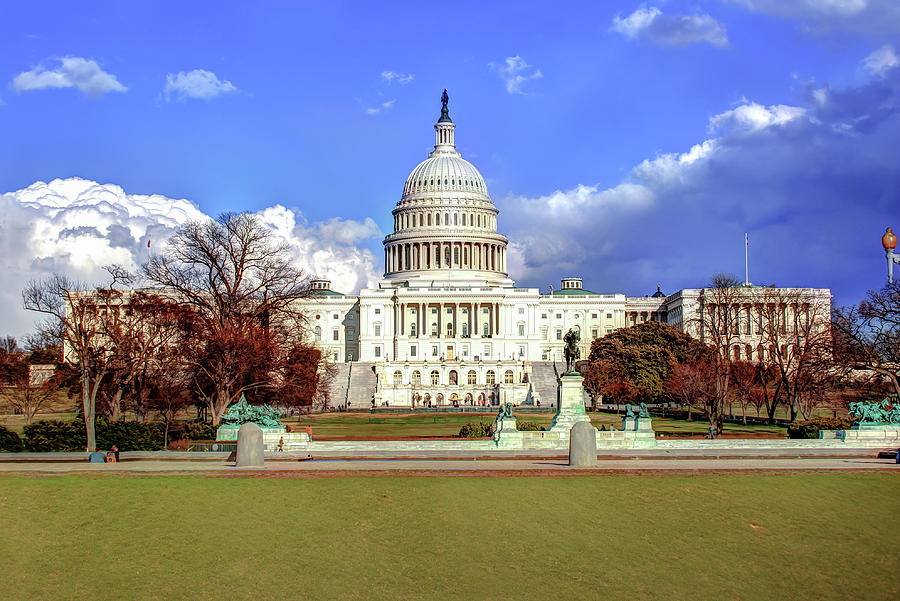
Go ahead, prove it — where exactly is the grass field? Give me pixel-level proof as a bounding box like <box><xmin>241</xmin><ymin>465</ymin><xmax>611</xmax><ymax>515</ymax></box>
<box><xmin>0</xmin><ymin>472</ymin><xmax>896</xmax><ymax>601</ymax></box>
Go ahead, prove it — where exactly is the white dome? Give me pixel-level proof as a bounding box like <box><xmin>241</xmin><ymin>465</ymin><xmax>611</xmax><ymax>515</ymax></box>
<box><xmin>403</xmin><ymin>155</ymin><xmax>488</xmax><ymax>198</ymax></box>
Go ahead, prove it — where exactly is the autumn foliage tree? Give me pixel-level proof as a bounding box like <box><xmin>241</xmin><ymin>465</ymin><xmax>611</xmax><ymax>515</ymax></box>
<box><xmin>586</xmin><ymin>320</ymin><xmax>707</xmax><ymax>403</ymax></box>
<box><xmin>144</xmin><ymin>212</ymin><xmax>314</xmax><ymax>424</ymax></box>
<box><xmin>22</xmin><ymin>269</ymin><xmax>132</xmax><ymax>451</ymax></box>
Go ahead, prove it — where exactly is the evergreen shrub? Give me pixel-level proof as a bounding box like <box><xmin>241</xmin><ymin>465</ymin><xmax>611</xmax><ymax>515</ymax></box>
<box><xmin>458</xmin><ymin>422</ymin><xmax>493</xmax><ymax>438</ymax></box>
<box><xmin>0</xmin><ymin>425</ymin><xmax>24</xmax><ymax>452</ymax></box>
<box><xmin>787</xmin><ymin>417</ymin><xmax>852</xmax><ymax>439</ymax></box>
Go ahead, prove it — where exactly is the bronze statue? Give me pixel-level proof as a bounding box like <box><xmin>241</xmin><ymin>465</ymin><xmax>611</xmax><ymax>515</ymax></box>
<box><xmin>563</xmin><ymin>328</ymin><xmax>580</xmax><ymax>373</ymax></box>
<box><xmin>439</xmin><ymin>89</ymin><xmax>451</xmax><ymax>122</ymax></box>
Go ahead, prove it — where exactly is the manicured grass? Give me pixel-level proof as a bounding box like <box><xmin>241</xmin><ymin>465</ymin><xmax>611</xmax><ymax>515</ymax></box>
<box><xmin>0</xmin><ymin>473</ymin><xmax>896</xmax><ymax>601</ymax></box>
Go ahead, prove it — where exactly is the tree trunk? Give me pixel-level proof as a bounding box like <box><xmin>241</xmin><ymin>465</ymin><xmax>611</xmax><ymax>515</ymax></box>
<box><xmin>81</xmin><ymin>372</ymin><xmax>96</xmax><ymax>452</ymax></box>
<box><xmin>741</xmin><ymin>401</ymin><xmax>747</xmax><ymax>425</ymax></box>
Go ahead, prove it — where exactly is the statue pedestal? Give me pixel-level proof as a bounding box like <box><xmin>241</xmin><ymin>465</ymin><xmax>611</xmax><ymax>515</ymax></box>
<box><xmin>549</xmin><ymin>374</ymin><xmax>592</xmax><ymax>436</ymax></box>
<box><xmin>493</xmin><ymin>415</ymin><xmax>520</xmax><ymax>448</ymax></box>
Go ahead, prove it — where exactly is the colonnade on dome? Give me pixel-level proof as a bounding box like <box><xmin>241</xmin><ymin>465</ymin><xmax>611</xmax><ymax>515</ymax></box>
<box><xmin>384</xmin><ymin>240</ymin><xmax>506</xmax><ymax>274</ymax></box>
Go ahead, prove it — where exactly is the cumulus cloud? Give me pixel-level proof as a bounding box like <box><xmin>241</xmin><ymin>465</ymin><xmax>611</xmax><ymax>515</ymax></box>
<box><xmin>490</xmin><ymin>56</ymin><xmax>543</xmax><ymax>95</ymax></box>
<box><xmin>501</xmin><ymin>60</ymin><xmax>900</xmax><ymax>304</ymax></box>
<box><xmin>366</xmin><ymin>99</ymin><xmax>395</xmax><ymax>115</ymax></box>
<box><xmin>381</xmin><ymin>71</ymin><xmax>414</xmax><ymax>85</ymax></box>
<box><xmin>863</xmin><ymin>44</ymin><xmax>899</xmax><ymax>77</ymax></box>
<box><xmin>0</xmin><ymin>178</ymin><xmax>382</xmax><ymax>336</ymax></box>
<box><xmin>612</xmin><ymin>7</ymin><xmax>729</xmax><ymax>47</ymax></box>
<box><xmin>727</xmin><ymin>0</ymin><xmax>900</xmax><ymax>34</ymax></box>
<box><xmin>13</xmin><ymin>57</ymin><xmax>127</xmax><ymax>97</ymax></box>
<box><xmin>164</xmin><ymin>69</ymin><xmax>239</xmax><ymax>101</ymax></box>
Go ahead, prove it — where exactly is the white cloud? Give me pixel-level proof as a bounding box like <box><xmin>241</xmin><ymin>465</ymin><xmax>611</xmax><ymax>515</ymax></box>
<box><xmin>366</xmin><ymin>99</ymin><xmax>395</xmax><ymax>115</ymax></box>
<box><xmin>381</xmin><ymin>71</ymin><xmax>414</xmax><ymax>85</ymax></box>
<box><xmin>862</xmin><ymin>44</ymin><xmax>899</xmax><ymax>77</ymax></box>
<box><xmin>709</xmin><ymin>102</ymin><xmax>806</xmax><ymax>133</ymax></box>
<box><xmin>612</xmin><ymin>6</ymin><xmax>729</xmax><ymax>47</ymax></box>
<box><xmin>164</xmin><ymin>69</ymin><xmax>239</xmax><ymax>102</ymax></box>
<box><xmin>13</xmin><ymin>57</ymin><xmax>127</xmax><ymax>97</ymax></box>
<box><xmin>727</xmin><ymin>0</ymin><xmax>900</xmax><ymax>34</ymax></box>
<box><xmin>490</xmin><ymin>56</ymin><xmax>543</xmax><ymax>95</ymax></box>
<box><xmin>0</xmin><ymin>178</ymin><xmax>382</xmax><ymax>337</ymax></box>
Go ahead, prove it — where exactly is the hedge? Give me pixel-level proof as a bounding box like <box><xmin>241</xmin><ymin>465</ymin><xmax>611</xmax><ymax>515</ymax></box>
<box><xmin>23</xmin><ymin>418</ymin><xmax>166</xmax><ymax>452</ymax></box>
<box><xmin>787</xmin><ymin>417</ymin><xmax>852</xmax><ymax>439</ymax></box>
<box><xmin>458</xmin><ymin>422</ymin><xmax>493</xmax><ymax>438</ymax></box>
<box><xmin>0</xmin><ymin>425</ymin><xmax>24</xmax><ymax>452</ymax></box>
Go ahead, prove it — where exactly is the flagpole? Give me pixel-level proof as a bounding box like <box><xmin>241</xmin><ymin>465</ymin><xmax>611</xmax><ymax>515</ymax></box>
<box><xmin>744</xmin><ymin>233</ymin><xmax>749</xmax><ymax>285</ymax></box>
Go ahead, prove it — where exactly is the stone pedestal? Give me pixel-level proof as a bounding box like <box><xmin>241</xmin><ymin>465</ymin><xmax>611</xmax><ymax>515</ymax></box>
<box><xmin>549</xmin><ymin>374</ymin><xmax>591</xmax><ymax>435</ymax></box>
<box><xmin>621</xmin><ymin>416</ymin><xmax>635</xmax><ymax>432</ymax></box>
<box><xmin>493</xmin><ymin>415</ymin><xmax>520</xmax><ymax>448</ymax></box>
<box><xmin>235</xmin><ymin>423</ymin><xmax>265</xmax><ymax>468</ymax></box>
<box><xmin>569</xmin><ymin>421</ymin><xmax>598</xmax><ymax>467</ymax></box>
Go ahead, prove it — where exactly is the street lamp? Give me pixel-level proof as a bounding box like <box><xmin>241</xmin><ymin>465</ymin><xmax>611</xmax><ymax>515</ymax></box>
<box><xmin>883</xmin><ymin>227</ymin><xmax>899</xmax><ymax>283</ymax></box>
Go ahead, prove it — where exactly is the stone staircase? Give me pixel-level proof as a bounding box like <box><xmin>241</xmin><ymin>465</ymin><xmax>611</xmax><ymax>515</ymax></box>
<box><xmin>326</xmin><ymin>362</ymin><xmax>352</xmax><ymax>408</ymax></box>
<box><xmin>345</xmin><ymin>362</ymin><xmax>377</xmax><ymax>409</ymax></box>
<box><xmin>529</xmin><ymin>362</ymin><xmax>560</xmax><ymax>407</ymax></box>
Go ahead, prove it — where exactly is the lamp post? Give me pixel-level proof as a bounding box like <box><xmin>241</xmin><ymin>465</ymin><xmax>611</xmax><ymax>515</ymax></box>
<box><xmin>883</xmin><ymin>227</ymin><xmax>899</xmax><ymax>283</ymax></box>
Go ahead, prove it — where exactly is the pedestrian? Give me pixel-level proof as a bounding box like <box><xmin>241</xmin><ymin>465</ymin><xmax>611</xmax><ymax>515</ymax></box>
<box><xmin>306</xmin><ymin>426</ymin><xmax>313</xmax><ymax>442</ymax></box>
<box><xmin>111</xmin><ymin>445</ymin><xmax>119</xmax><ymax>462</ymax></box>
<box><xmin>708</xmin><ymin>425</ymin><xmax>715</xmax><ymax>439</ymax></box>
<box><xmin>278</xmin><ymin>437</ymin><xmax>284</xmax><ymax>452</ymax></box>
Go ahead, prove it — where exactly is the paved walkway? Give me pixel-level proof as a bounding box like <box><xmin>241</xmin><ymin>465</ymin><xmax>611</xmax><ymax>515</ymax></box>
<box><xmin>1</xmin><ymin>456</ymin><xmax>897</xmax><ymax>474</ymax></box>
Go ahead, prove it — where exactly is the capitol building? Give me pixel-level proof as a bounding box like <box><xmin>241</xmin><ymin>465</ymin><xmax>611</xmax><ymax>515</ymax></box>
<box><xmin>302</xmin><ymin>95</ymin><xmax>831</xmax><ymax>409</ymax></box>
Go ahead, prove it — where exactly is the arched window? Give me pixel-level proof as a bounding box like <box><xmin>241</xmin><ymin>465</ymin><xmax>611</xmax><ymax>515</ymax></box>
<box><xmin>467</xmin><ymin>370</ymin><xmax>477</xmax><ymax>385</ymax></box>
<box><xmin>477</xmin><ymin>214</ymin><xmax>481</xmax><ymax>227</ymax></box>
<box><xmin>446</xmin><ymin>323</ymin><xmax>453</xmax><ymax>337</ymax></box>
<box><xmin>428</xmin><ymin>214</ymin><xmax>432</xmax><ymax>226</ymax></box>
<box><xmin>430</xmin><ymin>370</ymin><xmax>440</xmax><ymax>386</ymax></box>
<box><xmin>314</xmin><ymin>326</ymin><xmax>321</xmax><ymax>341</ymax></box>
<box><xmin>454</xmin><ymin>213</ymin><xmax>458</xmax><ymax>225</ymax></box>
<box><xmin>410</xmin><ymin>322</ymin><xmax>417</xmax><ymax>336</ymax></box>
<box><xmin>434</xmin><ymin>247</ymin><xmax>440</xmax><ymax>264</ymax></box>
<box><xmin>393</xmin><ymin>371</ymin><xmax>402</xmax><ymax>386</ymax></box>
<box><xmin>504</xmin><ymin>370</ymin><xmax>514</xmax><ymax>384</ymax></box>
<box><xmin>445</xmin><ymin>212</ymin><xmax>449</xmax><ymax>225</ymax></box>
<box><xmin>483</xmin><ymin>322</ymin><xmax>489</xmax><ymax>336</ymax></box>
<box><xmin>431</xmin><ymin>322</ymin><xmax>438</xmax><ymax>336</ymax></box>
<box><xmin>444</xmin><ymin>246</ymin><xmax>451</xmax><ymax>266</ymax></box>
<box><xmin>462</xmin><ymin>323</ymin><xmax>468</xmax><ymax>337</ymax></box>
<box><xmin>453</xmin><ymin>247</ymin><xmax>459</xmax><ymax>265</ymax></box>
<box><xmin>436</xmin><ymin>213</ymin><xmax>440</xmax><ymax>225</ymax></box>
<box><xmin>449</xmin><ymin>370</ymin><xmax>458</xmax><ymax>385</ymax></box>
<box><xmin>462</xmin><ymin>214</ymin><xmax>466</xmax><ymax>226</ymax></box>
<box><xmin>486</xmin><ymin>370</ymin><xmax>495</xmax><ymax>385</ymax></box>
<box><xmin>412</xmin><ymin>371</ymin><xmax>421</xmax><ymax>386</ymax></box>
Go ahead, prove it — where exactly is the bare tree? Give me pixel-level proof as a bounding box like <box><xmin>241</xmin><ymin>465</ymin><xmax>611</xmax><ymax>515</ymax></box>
<box><xmin>833</xmin><ymin>280</ymin><xmax>900</xmax><ymax>399</ymax></box>
<box><xmin>754</xmin><ymin>287</ymin><xmax>834</xmax><ymax>420</ymax></box>
<box><xmin>144</xmin><ymin>213</ymin><xmax>311</xmax><ymax>424</ymax></box>
<box><xmin>0</xmin><ymin>357</ymin><xmax>59</xmax><ymax>424</ymax></box>
<box><xmin>22</xmin><ymin>269</ymin><xmax>130</xmax><ymax>451</ymax></box>
<box><xmin>665</xmin><ymin>358</ymin><xmax>718</xmax><ymax>423</ymax></box>
<box><xmin>691</xmin><ymin>274</ymin><xmax>744</xmax><ymax>435</ymax></box>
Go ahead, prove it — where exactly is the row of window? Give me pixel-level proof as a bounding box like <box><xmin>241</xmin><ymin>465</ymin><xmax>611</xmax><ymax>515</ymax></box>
<box><xmin>405</xmin><ymin>177</ymin><xmax>484</xmax><ymax>192</ymax></box>
<box><xmin>392</xmin><ymin>369</ymin><xmax>517</xmax><ymax>387</ymax></box>
<box><xmin>394</xmin><ymin>211</ymin><xmax>494</xmax><ymax>230</ymax></box>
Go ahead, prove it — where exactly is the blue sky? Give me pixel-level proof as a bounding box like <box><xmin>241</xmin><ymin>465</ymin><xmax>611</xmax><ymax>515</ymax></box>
<box><xmin>1</xmin><ymin>1</ymin><xmax>899</xmax><ymax>336</ymax></box>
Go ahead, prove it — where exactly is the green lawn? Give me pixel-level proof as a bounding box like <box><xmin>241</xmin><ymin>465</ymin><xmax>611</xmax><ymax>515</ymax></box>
<box><xmin>0</xmin><ymin>473</ymin><xmax>896</xmax><ymax>601</ymax></box>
